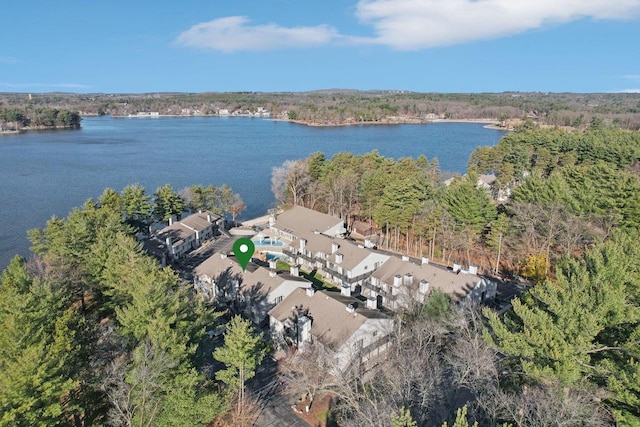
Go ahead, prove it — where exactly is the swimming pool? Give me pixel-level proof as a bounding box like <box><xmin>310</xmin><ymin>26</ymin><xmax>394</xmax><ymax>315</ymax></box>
<box><xmin>266</xmin><ymin>252</ymin><xmax>287</xmax><ymax>261</ymax></box>
<box><xmin>253</xmin><ymin>238</ymin><xmax>284</xmax><ymax>247</ymax></box>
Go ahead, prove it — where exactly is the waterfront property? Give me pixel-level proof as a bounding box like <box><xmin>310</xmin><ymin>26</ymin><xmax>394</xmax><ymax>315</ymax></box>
<box><xmin>268</xmin><ymin>287</ymin><xmax>394</xmax><ymax>374</ymax></box>
<box><xmin>283</xmin><ymin>232</ymin><xmax>390</xmax><ymax>293</ymax></box>
<box><xmin>194</xmin><ymin>253</ymin><xmax>311</xmax><ymax>324</ymax></box>
<box><xmin>364</xmin><ymin>256</ymin><xmax>497</xmax><ymax>311</ymax></box>
<box><xmin>270</xmin><ymin>205</ymin><xmax>347</xmax><ymax>240</ymax></box>
<box><xmin>144</xmin><ymin>210</ymin><xmax>222</xmax><ymax>264</ymax></box>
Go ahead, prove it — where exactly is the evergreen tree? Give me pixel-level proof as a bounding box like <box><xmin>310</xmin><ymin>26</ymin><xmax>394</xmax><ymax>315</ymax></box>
<box><xmin>484</xmin><ymin>232</ymin><xmax>640</xmax><ymax>423</ymax></box>
<box><xmin>121</xmin><ymin>183</ymin><xmax>152</xmax><ymax>232</ymax></box>
<box><xmin>153</xmin><ymin>183</ymin><xmax>185</xmax><ymax>222</ymax></box>
<box><xmin>213</xmin><ymin>316</ymin><xmax>266</xmax><ymax>420</ymax></box>
<box><xmin>391</xmin><ymin>406</ymin><xmax>418</xmax><ymax>427</ymax></box>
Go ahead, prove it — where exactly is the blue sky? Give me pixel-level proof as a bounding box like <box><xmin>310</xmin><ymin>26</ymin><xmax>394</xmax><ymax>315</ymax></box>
<box><xmin>1</xmin><ymin>0</ymin><xmax>640</xmax><ymax>93</ymax></box>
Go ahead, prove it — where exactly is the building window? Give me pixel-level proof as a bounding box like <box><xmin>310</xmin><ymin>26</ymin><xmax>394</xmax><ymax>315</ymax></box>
<box><xmin>275</xmin><ymin>295</ymin><xmax>283</xmax><ymax>304</ymax></box>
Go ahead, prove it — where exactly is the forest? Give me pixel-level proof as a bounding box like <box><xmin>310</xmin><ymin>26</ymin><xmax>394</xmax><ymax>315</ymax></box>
<box><xmin>0</xmin><ymin>107</ymin><xmax>81</xmax><ymax>130</ymax></box>
<box><xmin>1</xmin><ymin>90</ymin><xmax>640</xmax><ymax>129</ymax></box>
<box><xmin>1</xmin><ymin>123</ymin><xmax>640</xmax><ymax>426</ymax></box>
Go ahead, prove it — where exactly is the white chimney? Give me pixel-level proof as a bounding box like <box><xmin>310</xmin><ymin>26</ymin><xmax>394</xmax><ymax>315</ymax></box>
<box><xmin>468</xmin><ymin>265</ymin><xmax>478</xmax><ymax>275</ymax></box>
<box><xmin>298</xmin><ymin>315</ymin><xmax>312</xmax><ymax>343</ymax></box>
<box><xmin>269</xmin><ymin>269</ymin><xmax>277</xmax><ymax>277</ymax></box>
<box><xmin>269</xmin><ymin>259</ymin><xmax>277</xmax><ymax>270</ymax></box>
<box><xmin>306</xmin><ymin>287</ymin><xmax>315</xmax><ymax>297</ymax></box>
<box><xmin>220</xmin><ymin>253</ymin><xmax>227</xmax><ymax>259</ymax></box>
<box><xmin>290</xmin><ymin>264</ymin><xmax>300</xmax><ymax>276</ymax></box>
<box><xmin>299</xmin><ymin>238</ymin><xmax>306</xmax><ymax>251</ymax></box>
<box><xmin>331</xmin><ymin>242</ymin><xmax>339</xmax><ymax>254</ymax></box>
<box><xmin>421</xmin><ymin>257</ymin><xmax>429</xmax><ymax>265</ymax></box>
<box><xmin>341</xmin><ymin>284</ymin><xmax>351</xmax><ymax>297</ymax></box>
<box><xmin>453</xmin><ymin>263</ymin><xmax>461</xmax><ymax>273</ymax></box>
<box><xmin>419</xmin><ymin>280</ymin><xmax>430</xmax><ymax>294</ymax></box>
<box><xmin>207</xmin><ymin>213</ymin><xmax>212</xmax><ymax>223</ymax></box>
<box><xmin>402</xmin><ymin>255</ymin><xmax>410</xmax><ymax>261</ymax></box>
<box><xmin>165</xmin><ymin>236</ymin><xmax>173</xmax><ymax>247</ymax></box>
<box><xmin>335</xmin><ymin>252</ymin><xmax>343</xmax><ymax>264</ymax></box>
<box><xmin>168</xmin><ymin>217</ymin><xmax>174</xmax><ymax>226</ymax></box>
<box><xmin>404</xmin><ymin>273</ymin><xmax>414</xmax><ymax>285</ymax></box>
<box><xmin>393</xmin><ymin>274</ymin><xmax>402</xmax><ymax>287</ymax></box>
<box><xmin>366</xmin><ymin>295</ymin><xmax>377</xmax><ymax>309</ymax></box>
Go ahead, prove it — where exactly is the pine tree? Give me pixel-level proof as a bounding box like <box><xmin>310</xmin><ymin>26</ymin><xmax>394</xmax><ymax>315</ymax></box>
<box><xmin>484</xmin><ymin>232</ymin><xmax>640</xmax><ymax>423</ymax></box>
<box><xmin>391</xmin><ymin>406</ymin><xmax>418</xmax><ymax>427</ymax></box>
<box><xmin>213</xmin><ymin>315</ymin><xmax>266</xmax><ymax>423</ymax></box>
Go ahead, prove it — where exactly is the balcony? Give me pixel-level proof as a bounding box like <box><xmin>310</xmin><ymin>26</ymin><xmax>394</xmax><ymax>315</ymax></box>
<box><xmin>362</xmin><ymin>280</ymin><xmax>398</xmax><ymax>301</ymax></box>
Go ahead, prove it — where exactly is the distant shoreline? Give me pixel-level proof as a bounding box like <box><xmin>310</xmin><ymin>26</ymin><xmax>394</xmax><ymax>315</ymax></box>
<box><xmin>0</xmin><ymin>125</ymin><xmax>80</xmax><ymax>135</ymax></box>
<box><xmin>101</xmin><ymin>114</ymin><xmax>511</xmax><ymax>130</ymax></box>
<box><xmin>284</xmin><ymin>117</ymin><xmax>509</xmax><ymax>129</ymax></box>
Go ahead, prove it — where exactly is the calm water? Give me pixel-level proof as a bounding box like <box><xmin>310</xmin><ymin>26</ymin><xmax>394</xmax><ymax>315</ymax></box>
<box><xmin>0</xmin><ymin>116</ymin><xmax>505</xmax><ymax>269</ymax></box>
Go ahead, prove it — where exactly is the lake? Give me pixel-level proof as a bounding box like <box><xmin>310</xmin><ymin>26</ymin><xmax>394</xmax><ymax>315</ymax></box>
<box><xmin>0</xmin><ymin>116</ymin><xmax>505</xmax><ymax>269</ymax></box>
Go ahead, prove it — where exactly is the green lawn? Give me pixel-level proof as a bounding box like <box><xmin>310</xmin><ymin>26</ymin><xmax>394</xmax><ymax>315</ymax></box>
<box><xmin>275</xmin><ymin>260</ymin><xmax>337</xmax><ymax>290</ymax></box>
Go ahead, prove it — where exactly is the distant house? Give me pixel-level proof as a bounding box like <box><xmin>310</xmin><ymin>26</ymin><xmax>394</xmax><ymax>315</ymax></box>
<box><xmin>477</xmin><ymin>173</ymin><xmax>511</xmax><ymax>202</ymax></box>
<box><xmin>270</xmin><ymin>205</ymin><xmax>346</xmax><ymax>241</ymax></box>
<box><xmin>269</xmin><ymin>287</ymin><xmax>394</xmax><ymax>374</ymax></box>
<box><xmin>194</xmin><ymin>253</ymin><xmax>311</xmax><ymax>324</ymax></box>
<box><xmin>144</xmin><ymin>211</ymin><xmax>222</xmax><ymax>264</ymax></box>
<box><xmin>351</xmin><ymin>220</ymin><xmax>377</xmax><ymax>238</ymax></box>
<box><xmin>477</xmin><ymin>173</ymin><xmax>497</xmax><ymax>190</ymax></box>
<box><xmin>364</xmin><ymin>256</ymin><xmax>497</xmax><ymax>311</ymax></box>
<box><xmin>444</xmin><ymin>173</ymin><xmax>510</xmax><ymax>202</ymax></box>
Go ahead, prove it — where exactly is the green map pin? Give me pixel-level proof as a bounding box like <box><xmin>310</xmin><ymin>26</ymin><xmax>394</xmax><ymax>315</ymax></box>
<box><xmin>232</xmin><ymin>237</ymin><xmax>255</xmax><ymax>272</ymax></box>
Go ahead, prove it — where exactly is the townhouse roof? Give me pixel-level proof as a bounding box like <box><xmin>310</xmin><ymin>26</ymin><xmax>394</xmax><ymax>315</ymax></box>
<box><xmin>269</xmin><ymin>288</ymin><xmax>390</xmax><ymax>348</ymax></box>
<box><xmin>326</xmin><ymin>239</ymin><xmax>378</xmax><ymax>271</ymax></box>
<box><xmin>156</xmin><ymin>222</ymin><xmax>193</xmax><ymax>246</ymax></box>
<box><xmin>273</xmin><ymin>205</ymin><xmax>344</xmax><ymax>237</ymax></box>
<box><xmin>194</xmin><ymin>254</ymin><xmax>309</xmax><ymax>295</ymax></box>
<box><xmin>180</xmin><ymin>210</ymin><xmax>221</xmax><ymax>231</ymax></box>
<box><xmin>292</xmin><ymin>231</ymin><xmax>334</xmax><ymax>255</ymax></box>
<box><xmin>372</xmin><ymin>257</ymin><xmax>482</xmax><ymax>300</ymax></box>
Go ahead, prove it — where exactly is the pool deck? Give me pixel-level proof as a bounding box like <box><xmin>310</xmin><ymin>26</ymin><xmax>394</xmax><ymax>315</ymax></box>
<box><xmin>241</xmin><ymin>214</ymin><xmax>271</xmax><ymax>227</ymax></box>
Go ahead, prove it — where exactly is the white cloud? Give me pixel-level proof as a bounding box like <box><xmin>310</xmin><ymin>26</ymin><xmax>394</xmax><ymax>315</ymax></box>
<box><xmin>175</xmin><ymin>16</ymin><xmax>339</xmax><ymax>52</ymax></box>
<box><xmin>174</xmin><ymin>1</ymin><xmax>640</xmax><ymax>52</ymax></box>
<box><xmin>355</xmin><ymin>0</ymin><xmax>640</xmax><ymax>49</ymax></box>
<box><xmin>619</xmin><ymin>88</ymin><xmax>640</xmax><ymax>93</ymax></box>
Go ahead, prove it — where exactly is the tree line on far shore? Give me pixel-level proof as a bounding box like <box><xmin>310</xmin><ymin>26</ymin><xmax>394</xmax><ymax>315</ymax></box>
<box><xmin>1</xmin><ymin>107</ymin><xmax>81</xmax><ymax>130</ymax></box>
<box><xmin>2</xmin><ymin>90</ymin><xmax>640</xmax><ymax>129</ymax></box>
